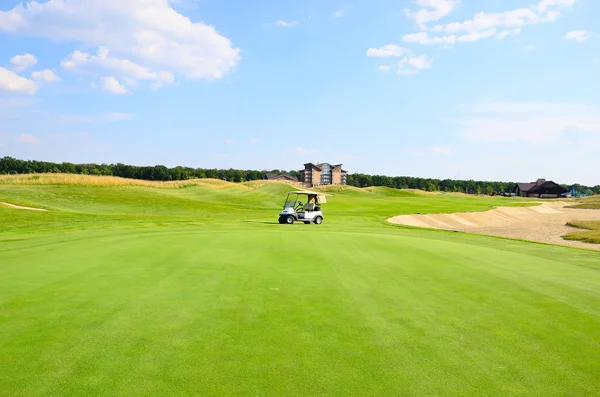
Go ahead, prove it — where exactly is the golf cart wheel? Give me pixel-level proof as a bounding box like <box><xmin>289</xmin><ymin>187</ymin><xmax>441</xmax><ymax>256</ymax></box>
<box><xmin>278</xmin><ymin>217</ymin><xmax>285</xmax><ymax>224</ymax></box>
<box><xmin>285</xmin><ymin>216</ymin><xmax>295</xmax><ymax>224</ymax></box>
<box><xmin>314</xmin><ymin>216</ymin><xmax>323</xmax><ymax>225</ymax></box>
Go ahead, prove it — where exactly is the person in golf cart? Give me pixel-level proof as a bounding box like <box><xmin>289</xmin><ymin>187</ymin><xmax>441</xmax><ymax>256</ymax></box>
<box><xmin>301</xmin><ymin>194</ymin><xmax>318</xmax><ymax>211</ymax></box>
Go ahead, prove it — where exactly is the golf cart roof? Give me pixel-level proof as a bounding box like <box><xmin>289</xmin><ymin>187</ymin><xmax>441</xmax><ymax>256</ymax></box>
<box><xmin>288</xmin><ymin>190</ymin><xmax>330</xmax><ymax>196</ymax></box>
<box><xmin>286</xmin><ymin>190</ymin><xmax>329</xmax><ymax>203</ymax></box>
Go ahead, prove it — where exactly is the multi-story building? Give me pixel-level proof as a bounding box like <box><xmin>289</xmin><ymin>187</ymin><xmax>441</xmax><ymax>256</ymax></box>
<box><xmin>299</xmin><ymin>163</ymin><xmax>348</xmax><ymax>187</ymax></box>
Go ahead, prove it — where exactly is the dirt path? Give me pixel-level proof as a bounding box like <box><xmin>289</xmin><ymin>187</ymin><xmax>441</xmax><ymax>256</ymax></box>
<box><xmin>0</xmin><ymin>202</ymin><xmax>48</xmax><ymax>212</ymax></box>
<box><xmin>388</xmin><ymin>201</ymin><xmax>600</xmax><ymax>251</ymax></box>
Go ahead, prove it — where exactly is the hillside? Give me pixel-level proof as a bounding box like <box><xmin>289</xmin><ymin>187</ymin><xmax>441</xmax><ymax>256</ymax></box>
<box><xmin>0</xmin><ymin>174</ymin><xmax>532</xmax><ymax>233</ymax></box>
<box><xmin>568</xmin><ymin>195</ymin><xmax>600</xmax><ymax>209</ymax></box>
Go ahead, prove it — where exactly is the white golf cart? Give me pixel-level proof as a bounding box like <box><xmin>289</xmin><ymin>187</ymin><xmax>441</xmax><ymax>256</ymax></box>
<box><xmin>278</xmin><ymin>190</ymin><xmax>327</xmax><ymax>225</ymax></box>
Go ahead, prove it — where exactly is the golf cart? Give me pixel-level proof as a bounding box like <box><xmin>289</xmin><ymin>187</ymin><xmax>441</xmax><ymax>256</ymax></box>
<box><xmin>278</xmin><ymin>190</ymin><xmax>327</xmax><ymax>225</ymax></box>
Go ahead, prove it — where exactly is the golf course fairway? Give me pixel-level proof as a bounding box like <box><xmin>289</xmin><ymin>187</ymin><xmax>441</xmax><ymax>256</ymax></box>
<box><xmin>1</xmin><ymin>178</ymin><xmax>599</xmax><ymax>396</ymax></box>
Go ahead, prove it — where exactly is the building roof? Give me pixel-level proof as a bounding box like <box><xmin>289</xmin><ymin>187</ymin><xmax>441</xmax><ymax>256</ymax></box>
<box><xmin>289</xmin><ymin>190</ymin><xmax>331</xmax><ymax>196</ymax></box>
<box><xmin>529</xmin><ymin>181</ymin><xmax>568</xmax><ymax>194</ymax></box>
<box><xmin>516</xmin><ymin>182</ymin><xmax>537</xmax><ymax>192</ymax></box>
<box><xmin>304</xmin><ymin>163</ymin><xmax>322</xmax><ymax>171</ymax></box>
<box><xmin>516</xmin><ymin>180</ymin><xmax>567</xmax><ymax>194</ymax></box>
<box><xmin>304</xmin><ymin>162</ymin><xmax>348</xmax><ymax>172</ymax></box>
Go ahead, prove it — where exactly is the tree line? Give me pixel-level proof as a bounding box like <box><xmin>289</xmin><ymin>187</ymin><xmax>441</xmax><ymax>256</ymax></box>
<box><xmin>0</xmin><ymin>156</ymin><xmax>299</xmax><ymax>183</ymax></box>
<box><xmin>347</xmin><ymin>173</ymin><xmax>600</xmax><ymax>196</ymax></box>
<box><xmin>1</xmin><ymin>156</ymin><xmax>598</xmax><ymax>196</ymax></box>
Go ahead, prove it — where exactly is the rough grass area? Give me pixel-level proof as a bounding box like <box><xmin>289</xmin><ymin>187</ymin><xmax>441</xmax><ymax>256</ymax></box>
<box><xmin>566</xmin><ymin>195</ymin><xmax>600</xmax><ymax>209</ymax></box>
<box><xmin>1</xmin><ymin>178</ymin><xmax>599</xmax><ymax>396</ymax></box>
<box><xmin>564</xmin><ymin>221</ymin><xmax>600</xmax><ymax>244</ymax></box>
<box><xmin>0</xmin><ymin>173</ymin><xmax>294</xmax><ymax>189</ymax></box>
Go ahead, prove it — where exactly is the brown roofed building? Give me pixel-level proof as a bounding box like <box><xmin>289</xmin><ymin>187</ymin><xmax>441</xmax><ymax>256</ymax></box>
<box><xmin>514</xmin><ymin>178</ymin><xmax>568</xmax><ymax>198</ymax></box>
<box><xmin>299</xmin><ymin>163</ymin><xmax>348</xmax><ymax>187</ymax></box>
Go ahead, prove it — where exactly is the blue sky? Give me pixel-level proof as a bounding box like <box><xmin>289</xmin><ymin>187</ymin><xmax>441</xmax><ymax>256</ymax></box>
<box><xmin>0</xmin><ymin>0</ymin><xmax>598</xmax><ymax>185</ymax></box>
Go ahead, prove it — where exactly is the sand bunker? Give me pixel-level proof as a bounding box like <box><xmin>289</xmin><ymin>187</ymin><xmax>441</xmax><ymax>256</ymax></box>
<box><xmin>388</xmin><ymin>201</ymin><xmax>600</xmax><ymax>251</ymax></box>
<box><xmin>0</xmin><ymin>202</ymin><xmax>48</xmax><ymax>211</ymax></box>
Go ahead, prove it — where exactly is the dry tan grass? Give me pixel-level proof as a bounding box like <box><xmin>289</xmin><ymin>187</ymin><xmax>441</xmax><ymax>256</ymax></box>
<box><xmin>313</xmin><ymin>185</ymin><xmax>360</xmax><ymax>193</ymax></box>
<box><xmin>393</xmin><ymin>188</ymin><xmax>437</xmax><ymax>195</ymax></box>
<box><xmin>568</xmin><ymin>195</ymin><xmax>600</xmax><ymax>209</ymax></box>
<box><xmin>0</xmin><ymin>173</ymin><xmax>245</xmax><ymax>189</ymax></box>
<box><xmin>564</xmin><ymin>221</ymin><xmax>600</xmax><ymax>244</ymax></box>
<box><xmin>240</xmin><ymin>180</ymin><xmax>298</xmax><ymax>189</ymax></box>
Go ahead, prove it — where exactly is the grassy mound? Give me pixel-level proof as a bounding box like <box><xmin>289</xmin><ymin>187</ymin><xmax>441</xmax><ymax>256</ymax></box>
<box><xmin>0</xmin><ymin>173</ymin><xmax>298</xmax><ymax>190</ymax></box>
<box><xmin>0</xmin><ymin>173</ymin><xmax>238</xmax><ymax>188</ymax></box>
<box><xmin>1</xmin><ymin>179</ymin><xmax>599</xmax><ymax>395</ymax></box>
<box><xmin>564</xmin><ymin>221</ymin><xmax>600</xmax><ymax>244</ymax></box>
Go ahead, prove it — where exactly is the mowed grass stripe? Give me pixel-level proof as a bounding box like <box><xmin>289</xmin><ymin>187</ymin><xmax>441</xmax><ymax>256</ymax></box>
<box><xmin>326</xmin><ymin>235</ymin><xmax>600</xmax><ymax>395</ymax></box>
<box><xmin>1</xmin><ymin>232</ymin><xmax>243</xmax><ymax>395</ymax></box>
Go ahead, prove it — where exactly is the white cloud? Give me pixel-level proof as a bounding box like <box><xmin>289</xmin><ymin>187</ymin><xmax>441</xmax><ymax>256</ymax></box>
<box><xmin>276</xmin><ymin>20</ymin><xmax>299</xmax><ymax>27</ymax></box>
<box><xmin>31</xmin><ymin>69</ymin><xmax>60</xmax><ymax>82</ymax></box>
<box><xmin>407</xmin><ymin>54</ymin><xmax>433</xmax><ymax>69</ymax></box>
<box><xmin>366</xmin><ymin>45</ymin><xmax>409</xmax><ymax>57</ymax></box>
<box><xmin>536</xmin><ymin>0</ymin><xmax>575</xmax><ymax>14</ymax></box>
<box><xmin>366</xmin><ymin>46</ymin><xmax>433</xmax><ymax>75</ymax></box>
<box><xmin>432</xmin><ymin>146</ymin><xmax>452</xmax><ymax>154</ymax></box>
<box><xmin>397</xmin><ymin>54</ymin><xmax>434</xmax><ymax>75</ymax></box>
<box><xmin>61</xmin><ymin>47</ymin><xmax>174</xmax><ymax>90</ymax></box>
<box><xmin>456</xmin><ymin>29</ymin><xmax>497</xmax><ymax>42</ymax></box>
<box><xmin>405</xmin><ymin>0</ymin><xmax>576</xmax><ymax>45</ymax></box>
<box><xmin>0</xmin><ymin>0</ymin><xmax>240</xmax><ymax>81</ymax></box>
<box><xmin>224</xmin><ymin>138</ymin><xmax>233</xmax><ymax>144</ymax></box>
<box><xmin>0</xmin><ymin>67</ymin><xmax>39</xmax><ymax>95</ymax></box>
<box><xmin>403</xmin><ymin>32</ymin><xmax>457</xmax><ymax>45</ymax></box>
<box><xmin>565</xmin><ymin>30</ymin><xmax>590</xmax><ymax>42</ymax></box>
<box><xmin>10</xmin><ymin>53</ymin><xmax>37</xmax><ymax>71</ymax></box>
<box><xmin>168</xmin><ymin>0</ymin><xmax>200</xmax><ymax>10</ymax></box>
<box><xmin>333</xmin><ymin>10</ymin><xmax>343</xmax><ymax>18</ymax></box>
<box><xmin>494</xmin><ymin>30</ymin><xmax>509</xmax><ymax>40</ymax></box>
<box><xmin>404</xmin><ymin>28</ymin><xmax>511</xmax><ymax>44</ymax></box>
<box><xmin>249</xmin><ymin>138</ymin><xmax>260</xmax><ymax>144</ymax></box>
<box><xmin>495</xmin><ymin>28</ymin><xmax>521</xmax><ymax>40</ymax></box>
<box><xmin>460</xmin><ymin>101</ymin><xmax>600</xmax><ymax>143</ymax></box>
<box><xmin>100</xmin><ymin>76</ymin><xmax>129</xmax><ymax>95</ymax></box>
<box><xmin>405</xmin><ymin>0</ymin><xmax>457</xmax><ymax>28</ymax></box>
<box><xmin>403</xmin><ymin>32</ymin><xmax>429</xmax><ymax>43</ymax></box>
<box><xmin>17</xmin><ymin>133</ymin><xmax>40</xmax><ymax>144</ymax></box>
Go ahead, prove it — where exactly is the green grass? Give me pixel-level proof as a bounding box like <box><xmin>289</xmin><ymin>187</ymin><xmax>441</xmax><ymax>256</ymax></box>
<box><xmin>564</xmin><ymin>221</ymin><xmax>600</xmax><ymax>244</ymax></box>
<box><xmin>1</xmin><ymin>179</ymin><xmax>600</xmax><ymax>396</ymax></box>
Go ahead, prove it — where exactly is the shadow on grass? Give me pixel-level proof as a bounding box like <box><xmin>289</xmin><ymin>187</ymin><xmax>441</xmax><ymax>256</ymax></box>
<box><xmin>241</xmin><ymin>220</ymin><xmax>280</xmax><ymax>225</ymax></box>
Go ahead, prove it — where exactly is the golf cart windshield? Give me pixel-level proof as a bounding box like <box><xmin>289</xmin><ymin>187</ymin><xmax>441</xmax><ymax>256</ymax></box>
<box><xmin>283</xmin><ymin>193</ymin><xmax>300</xmax><ymax>209</ymax></box>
